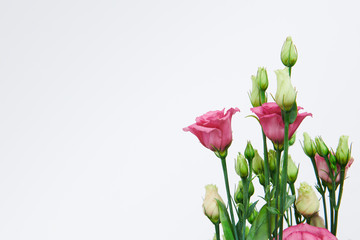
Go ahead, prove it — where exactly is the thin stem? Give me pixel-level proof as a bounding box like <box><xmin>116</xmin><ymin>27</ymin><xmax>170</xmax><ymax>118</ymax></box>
<box><xmin>220</xmin><ymin>157</ymin><xmax>239</xmax><ymax>240</ymax></box>
<box><xmin>334</xmin><ymin>166</ymin><xmax>346</xmax><ymax>236</ymax></box>
<box><xmin>289</xmin><ymin>183</ymin><xmax>301</xmax><ymax>224</ymax></box>
<box><xmin>279</xmin><ymin>112</ymin><xmax>290</xmax><ymax>240</ymax></box>
<box><xmin>261</xmin><ymin>130</ymin><xmax>272</xmax><ymax>240</ymax></box>
<box><xmin>274</xmin><ymin>148</ymin><xmax>282</xmax><ymax>240</ymax></box>
<box><xmin>215</xmin><ymin>222</ymin><xmax>220</xmax><ymax>240</ymax></box>
<box><xmin>324</xmin><ymin>155</ymin><xmax>336</xmax><ymax>234</ymax></box>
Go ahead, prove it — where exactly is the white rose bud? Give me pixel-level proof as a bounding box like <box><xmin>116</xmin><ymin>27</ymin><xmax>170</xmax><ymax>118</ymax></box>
<box><xmin>275</xmin><ymin>67</ymin><xmax>297</xmax><ymax>111</ymax></box>
<box><xmin>281</xmin><ymin>36</ymin><xmax>298</xmax><ymax>67</ymax></box>
<box><xmin>203</xmin><ymin>184</ymin><xmax>224</xmax><ymax>224</ymax></box>
<box><xmin>249</xmin><ymin>75</ymin><xmax>261</xmax><ymax>107</ymax></box>
<box><xmin>295</xmin><ymin>182</ymin><xmax>320</xmax><ymax>218</ymax></box>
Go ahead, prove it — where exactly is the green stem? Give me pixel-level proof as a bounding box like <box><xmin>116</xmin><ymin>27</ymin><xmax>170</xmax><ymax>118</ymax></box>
<box><xmin>334</xmin><ymin>166</ymin><xmax>345</xmax><ymax>236</ymax></box>
<box><xmin>279</xmin><ymin>112</ymin><xmax>290</xmax><ymax>240</ymax></box>
<box><xmin>323</xmin><ymin>155</ymin><xmax>336</xmax><ymax>234</ymax></box>
<box><xmin>261</xmin><ymin>130</ymin><xmax>272</xmax><ymax>239</ymax></box>
<box><xmin>289</xmin><ymin>183</ymin><xmax>301</xmax><ymax>224</ymax></box>
<box><xmin>309</xmin><ymin>156</ymin><xmax>328</xmax><ymax>229</ymax></box>
<box><xmin>274</xmin><ymin>148</ymin><xmax>282</xmax><ymax>240</ymax></box>
<box><xmin>220</xmin><ymin>157</ymin><xmax>239</xmax><ymax>240</ymax></box>
<box><xmin>215</xmin><ymin>222</ymin><xmax>220</xmax><ymax>240</ymax></box>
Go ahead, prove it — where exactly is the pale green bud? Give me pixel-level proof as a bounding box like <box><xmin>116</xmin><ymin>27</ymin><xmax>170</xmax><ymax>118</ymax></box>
<box><xmin>295</xmin><ymin>182</ymin><xmax>320</xmax><ymax>218</ymax></box>
<box><xmin>303</xmin><ymin>132</ymin><xmax>316</xmax><ymax>158</ymax></box>
<box><xmin>287</xmin><ymin>155</ymin><xmax>298</xmax><ymax>184</ymax></box>
<box><xmin>268</xmin><ymin>150</ymin><xmax>276</xmax><ymax>172</ymax></box>
<box><xmin>203</xmin><ymin>184</ymin><xmax>224</xmax><ymax>224</ymax></box>
<box><xmin>235</xmin><ymin>153</ymin><xmax>248</xmax><ymax>178</ymax></box>
<box><xmin>329</xmin><ymin>153</ymin><xmax>337</xmax><ymax>171</ymax></box>
<box><xmin>234</xmin><ymin>181</ymin><xmax>254</xmax><ymax>204</ymax></box>
<box><xmin>258</xmin><ymin>173</ymin><xmax>265</xmax><ymax>186</ymax></box>
<box><xmin>256</xmin><ymin>67</ymin><xmax>268</xmax><ymax>91</ymax></box>
<box><xmin>315</xmin><ymin>137</ymin><xmax>329</xmax><ymax>157</ymax></box>
<box><xmin>252</xmin><ymin>150</ymin><xmax>264</xmax><ymax>175</ymax></box>
<box><xmin>281</xmin><ymin>36</ymin><xmax>298</xmax><ymax>67</ymax></box>
<box><xmin>274</xmin><ymin>68</ymin><xmax>297</xmax><ymax>111</ymax></box>
<box><xmin>336</xmin><ymin>135</ymin><xmax>350</xmax><ymax>166</ymax></box>
<box><xmin>289</xmin><ymin>132</ymin><xmax>296</xmax><ymax>146</ymax></box>
<box><xmin>247</xmin><ymin>207</ymin><xmax>258</xmax><ymax>224</ymax></box>
<box><xmin>250</xmin><ymin>75</ymin><xmax>261</xmax><ymax>107</ymax></box>
<box><xmin>244</xmin><ymin>141</ymin><xmax>255</xmax><ymax>161</ymax></box>
<box><xmin>309</xmin><ymin>213</ymin><xmax>325</xmax><ymax>228</ymax></box>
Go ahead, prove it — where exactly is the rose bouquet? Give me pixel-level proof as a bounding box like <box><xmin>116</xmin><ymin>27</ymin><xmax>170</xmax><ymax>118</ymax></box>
<box><xmin>183</xmin><ymin>37</ymin><xmax>353</xmax><ymax>240</ymax></box>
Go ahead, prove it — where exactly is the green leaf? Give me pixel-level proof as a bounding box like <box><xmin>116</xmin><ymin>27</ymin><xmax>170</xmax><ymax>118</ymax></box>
<box><xmin>284</xmin><ymin>195</ymin><xmax>296</xmax><ymax>213</ymax></box>
<box><xmin>247</xmin><ymin>203</ymin><xmax>275</xmax><ymax>240</ymax></box>
<box><xmin>266</xmin><ymin>206</ymin><xmax>280</xmax><ymax>215</ymax></box>
<box><xmin>246</xmin><ymin>201</ymin><xmax>258</xmax><ymax>219</ymax></box>
<box><xmin>288</xmin><ymin>102</ymin><xmax>298</xmax><ymax>124</ymax></box>
<box><xmin>216</xmin><ymin>200</ymin><xmax>235</xmax><ymax>240</ymax></box>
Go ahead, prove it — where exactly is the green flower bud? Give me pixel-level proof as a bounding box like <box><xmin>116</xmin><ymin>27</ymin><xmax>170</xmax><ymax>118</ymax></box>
<box><xmin>234</xmin><ymin>181</ymin><xmax>254</xmax><ymax>204</ymax></box>
<box><xmin>249</xmin><ymin>75</ymin><xmax>261</xmax><ymax>108</ymax></box>
<box><xmin>309</xmin><ymin>213</ymin><xmax>325</xmax><ymax>228</ymax></box>
<box><xmin>248</xmin><ymin>181</ymin><xmax>255</xmax><ymax>197</ymax></box>
<box><xmin>203</xmin><ymin>184</ymin><xmax>224</xmax><ymax>224</ymax></box>
<box><xmin>235</xmin><ymin>181</ymin><xmax>244</xmax><ymax>204</ymax></box>
<box><xmin>336</xmin><ymin>135</ymin><xmax>351</xmax><ymax>166</ymax></box>
<box><xmin>274</xmin><ymin>67</ymin><xmax>297</xmax><ymax>111</ymax></box>
<box><xmin>281</xmin><ymin>36</ymin><xmax>298</xmax><ymax>67</ymax></box>
<box><xmin>303</xmin><ymin>132</ymin><xmax>316</xmax><ymax>158</ymax></box>
<box><xmin>256</xmin><ymin>67</ymin><xmax>268</xmax><ymax>91</ymax></box>
<box><xmin>295</xmin><ymin>182</ymin><xmax>320</xmax><ymax>218</ymax></box>
<box><xmin>268</xmin><ymin>150</ymin><xmax>276</xmax><ymax>172</ymax></box>
<box><xmin>258</xmin><ymin>173</ymin><xmax>265</xmax><ymax>186</ymax></box>
<box><xmin>235</xmin><ymin>153</ymin><xmax>248</xmax><ymax>178</ymax></box>
<box><xmin>252</xmin><ymin>150</ymin><xmax>264</xmax><ymax>175</ymax></box>
<box><xmin>244</xmin><ymin>141</ymin><xmax>255</xmax><ymax>161</ymax></box>
<box><xmin>287</xmin><ymin>155</ymin><xmax>298</xmax><ymax>184</ymax></box>
<box><xmin>329</xmin><ymin>153</ymin><xmax>337</xmax><ymax>171</ymax></box>
<box><xmin>247</xmin><ymin>207</ymin><xmax>258</xmax><ymax>224</ymax></box>
<box><xmin>289</xmin><ymin>132</ymin><xmax>296</xmax><ymax>146</ymax></box>
<box><xmin>315</xmin><ymin>137</ymin><xmax>329</xmax><ymax>157</ymax></box>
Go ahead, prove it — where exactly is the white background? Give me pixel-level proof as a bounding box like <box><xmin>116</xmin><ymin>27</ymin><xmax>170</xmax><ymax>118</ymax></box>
<box><xmin>0</xmin><ymin>0</ymin><xmax>359</xmax><ymax>239</ymax></box>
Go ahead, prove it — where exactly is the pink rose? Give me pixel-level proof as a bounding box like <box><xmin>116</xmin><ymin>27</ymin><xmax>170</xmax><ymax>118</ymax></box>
<box><xmin>251</xmin><ymin>102</ymin><xmax>312</xmax><ymax>144</ymax></box>
<box><xmin>183</xmin><ymin>108</ymin><xmax>240</xmax><ymax>151</ymax></box>
<box><xmin>315</xmin><ymin>154</ymin><xmax>354</xmax><ymax>183</ymax></box>
<box><xmin>282</xmin><ymin>223</ymin><xmax>337</xmax><ymax>240</ymax></box>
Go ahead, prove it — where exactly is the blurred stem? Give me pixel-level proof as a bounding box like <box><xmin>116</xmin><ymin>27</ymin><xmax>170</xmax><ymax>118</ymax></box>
<box><xmin>324</xmin><ymin>155</ymin><xmax>336</xmax><ymax>234</ymax></box>
<box><xmin>274</xmin><ymin>147</ymin><xmax>282</xmax><ymax>240</ymax></box>
<box><xmin>215</xmin><ymin>222</ymin><xmax>220</xmax><ymax>240</ymax></box>
<box><xmin>289</xmin><ymin>183</ymin><xmax>301</xmax><ymax>224</ymax></box>
<box><xmin>334</xmin><ymin>166</ymin><xmax>346</xmax><ymax>236</ymax></box>
<box><xmin>279</xmin><ymin>111</ymin><xmax>290</xmax><ymax>240</ymax></box>
<box><xmin>220</xmin><ymin>156</ymin><xmax>239</xmax><ymax>240</ymax></box>
<box><xmin>241</xmin><ymin>159</ymin><xmax>252</xmax><ymax>240</ymax></box>
<box><xmin>261</xmin><ymin>130</ymin><xmax>271</xmax><ymax>240</ymax></box>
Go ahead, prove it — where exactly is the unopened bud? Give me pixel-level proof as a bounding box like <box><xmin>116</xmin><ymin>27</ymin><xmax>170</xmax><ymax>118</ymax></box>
<box><xmin>303</xmin><ymin>132</ymin><xmax>316</xmax><ymax>158</ymax></box>
<box><xmin>268</xmin><ymin>150</ymin><xmax>276</xmax><ymax>172</ymax></box>
<box><xmin>235</xmin><ymin>153</ymin><xmax>248</xmax><ymax>178</ymax></box>
<box><xmin>256</xmin><ymin>67</ymin><xmax>268</xmax><ymax>91</ymax></box>
<box><xmin>258</xmin><ymin>173</ymin><xmax>265</xmax><ymax>186</ymax></box>
<box><xmin>329</xmin><ymin>153</ymin><xmax>337</xmax><ymax>171</ymax></box>
<box><xmin>203</xmin><ymin>185</ymin><xmax>224</xmax><ymax>224</ymax></box>
<box><xmin>336</xmin><ymin>135</ymin><xmax>350</xmax><ymax>166</ymax></box>
<box><xmin>295</xmin><ymin>182</ymin><xmax>319</xmax><ymax>218</ymax></box>
<box><xmin>249</xmin><ymin>75</ymin><xmax>261</xmax><ymax>107</ymax></box>
<box><xmin>315</xmin><ymin>137</ymin><xmax>329</xmax><ymax>157</ymax></box>
<box><xmin>274</xmin><ymin>67</ymin><xmax>297</xmax><ymax>111</ymax></box>
<box><xmin>281</xmin><ymin>36</ymin><xmax>298</xmax><ymax>68</ymax></box>
<box><xmin>287</xmin><ymin>155</ymin><xmax>298</xmax><ymax>184</ymax></box>
<box><xmin>289</xmin><ymin>132</ymin><xmax>296</xmax><ymax>146</ymax></box>
<box><xmin>309</xmin><ymin>213</ymin><xmax>325</xmax><ymax>228</ymax></box>
<box><xmin>252</xmin><ymin>150</ymin><xmax>264</xmax><ymax>175</ymax></box>
<box><xmin>244</xmin><ymin>141</ymin><xmax>255</xmax><ymax>161</ymax></box>
<box><xmin>235</xmin><ymin>181</ymin><xmax>244</xmax><ymax>204</ymax></box>
<box><xmin>247</xmin><ymin>207</ymin><xmax>258</xmax><ymax>224</ymax></box>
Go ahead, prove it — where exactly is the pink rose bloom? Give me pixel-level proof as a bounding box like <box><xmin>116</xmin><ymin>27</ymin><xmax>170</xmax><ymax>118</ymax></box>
<box><xmin>183</xmin><ymin>108</ymin><xmax>240</xmax><ymax>151</ymax></box>
<box><xmin>251</xmin><ymin>102</ymin><xmax>312</xmax><ymax>144</ymax></box>
<box><xmin>281</xmin><ymin>223</ymin><xmax>337</xmax><ymax>240</ymax></box>
<box><xmin>315</xmin><ymin>154</ymin><xmax>354</xmax><ymax>183</ymax></box>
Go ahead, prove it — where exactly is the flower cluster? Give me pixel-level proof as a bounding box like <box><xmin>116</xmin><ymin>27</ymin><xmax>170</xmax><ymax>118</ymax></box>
<box><xmin>183</xmin><ymin>37</ymin><xmax>353</xmax><ymax>240</ymax></box>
